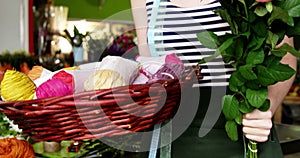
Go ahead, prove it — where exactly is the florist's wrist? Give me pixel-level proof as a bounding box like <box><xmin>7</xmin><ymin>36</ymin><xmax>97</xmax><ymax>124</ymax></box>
<box><xmin>137</xmin><ymin>43</ymin><xmax>151</xmax><ymax>57</ymax></box>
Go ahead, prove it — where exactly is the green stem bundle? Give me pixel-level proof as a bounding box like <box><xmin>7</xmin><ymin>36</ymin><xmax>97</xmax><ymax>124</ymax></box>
<box><xmin>247</xmin><ymin>140</ymin><xmax>258</xmax><ymax>158</ymax></box>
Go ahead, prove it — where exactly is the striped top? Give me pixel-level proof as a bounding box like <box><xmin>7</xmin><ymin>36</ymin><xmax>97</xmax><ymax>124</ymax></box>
<box><xmin>146</xmin><ymin>0</ymin><xmax>235</xmax><ymax>87</ymax></box>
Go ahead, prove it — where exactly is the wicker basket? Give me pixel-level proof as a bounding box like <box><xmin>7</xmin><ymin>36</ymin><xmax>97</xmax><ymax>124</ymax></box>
<box><xmin>0</xmin><ymin>66</ymin><xmax>201</xmax><ymax>142</ymax></box>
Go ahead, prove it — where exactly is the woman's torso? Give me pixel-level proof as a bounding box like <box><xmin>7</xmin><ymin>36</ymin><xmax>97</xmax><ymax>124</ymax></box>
<box><xmin>146</xmin><ymin>0</ymin><xmax>234</xmax><ymax>87</ymax></box>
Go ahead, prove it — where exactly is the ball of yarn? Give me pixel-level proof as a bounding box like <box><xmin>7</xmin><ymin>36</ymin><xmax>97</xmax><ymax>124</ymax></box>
<box><xmin>165</xmin><ymin>53</ymin><xmax>184</xmax><ymax>66</ymax></box>
<box><xmin>84</xmin><ymin>70</ymin><xmax>125</xmax><ymax>91</ymax></box>
<box><xmin>0</xmin><ymin>137</ymin><xmax>35</xmax><ymax>158</ymax></box>
<box><xmin>1</xmin><ymin>70</ymin><xmax>36</xmax><ymax>101</ymax></box>
<box><xmin>52</xmin><ymin>70</ymin><xmax>74</xmax><ymax>90</ymax></box>
<box><xmin>27</xmin><ymin>66</ymin><xmax>44</xmax><ymax>81</ymax></box>
<box><xmin>36</xmin><ymin>78</ymin><xmax>73</xmax><ymax>99</ymax></box>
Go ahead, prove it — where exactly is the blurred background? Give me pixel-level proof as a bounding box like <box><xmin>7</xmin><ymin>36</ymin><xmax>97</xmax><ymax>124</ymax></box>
<box><xmin>0</xmin><ymin>0</ymin><xmax>136</xmax><ymax>71</ymax></box>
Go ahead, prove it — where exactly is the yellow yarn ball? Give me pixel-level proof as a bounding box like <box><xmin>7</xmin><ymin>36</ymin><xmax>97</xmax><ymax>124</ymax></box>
<box><xmin>1</xmin><ymin>70</ymin><xmax>36</xmax><ymax>101</ymax></box>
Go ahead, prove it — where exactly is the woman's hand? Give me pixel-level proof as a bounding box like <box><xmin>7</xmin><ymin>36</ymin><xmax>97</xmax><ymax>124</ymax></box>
<box><xmin>242</xmin><ymin>109</ymin><xmax>273</xmax><ymax>142</ymax></box>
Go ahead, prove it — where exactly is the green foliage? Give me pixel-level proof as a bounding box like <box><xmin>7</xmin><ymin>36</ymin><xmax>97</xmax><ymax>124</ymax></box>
<box><xmin>222</xmin><ymin>95</ymin><xmax>240</xmax><ymax>120</ymax></box>
<box><xmin>0</xmin><ymin>113</ymin><xmax>20</xmax><ymax>137</ymax></box>
<box><xmin>0</xmin><ymin>50</ymin><xmax>36</xmax><ymax>71</ymax></box>
<box><xmin>246</xmin><ymin>88</ymin><xmax>268</xmax><ymax>108</ymax></box>
<box><xmin>225</xmin><ymin>120</ymin><xmax>238</xmax><ymax>142</ymax></box>
<box><xmin>197</xmin><ymin>0</ymin><xmax>300</xmax><ymax>157</ymax></box>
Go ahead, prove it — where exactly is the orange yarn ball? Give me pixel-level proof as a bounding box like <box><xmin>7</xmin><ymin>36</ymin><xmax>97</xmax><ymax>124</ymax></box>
<box><xmin>0</xmin><ymin>137</ymin><xmax>35</xmax><ymax>158</ymax></box>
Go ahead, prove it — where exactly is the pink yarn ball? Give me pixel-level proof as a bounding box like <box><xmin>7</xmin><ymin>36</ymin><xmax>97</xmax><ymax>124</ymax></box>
<box><xmin>165</xmin><ymin>53</ymin><xmax>184</xmax><ymax>66</ymax></box>
<box><xmin>36</xmin><ymin>78</ymin><xmax>73</xmax><ymax>99</ymax></box>
<box><xmin>52</xmin><ymin>70</ymin><xmax>74</xmax><ymax>90</ymax></box>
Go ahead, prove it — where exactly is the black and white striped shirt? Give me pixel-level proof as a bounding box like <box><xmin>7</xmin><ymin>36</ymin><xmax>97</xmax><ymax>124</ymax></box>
<box><xmin>146</xmin><ymin>0</ymin><xmax>235</xmax><ymax>87</ymax></box>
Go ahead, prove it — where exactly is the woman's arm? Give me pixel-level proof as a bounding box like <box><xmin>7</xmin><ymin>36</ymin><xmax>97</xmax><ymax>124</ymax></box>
<box><xmin>268</xmin><ymin>37</ymin><xmax>297</xmax><ymax>114</ymax></box>
<box><xmin>130</xmin><ymin>0</ymin><xmax>151</xmax><ymax>56</ymax></box>
<box><xmin>242</xmin><ymin>36</ymin><xmax>297</xmax><ymax>142</ymax></box>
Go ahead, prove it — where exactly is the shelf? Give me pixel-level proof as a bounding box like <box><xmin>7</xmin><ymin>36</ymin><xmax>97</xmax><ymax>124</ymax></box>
<box><xmin>283</xmin><ymin>96</ymin><xmax>300</xmax><ymax>105</ymax></box>
<box><xmin>274</xmin><ymin>96</ymin><xmax>300</xmax><ymax>123</ymax></box>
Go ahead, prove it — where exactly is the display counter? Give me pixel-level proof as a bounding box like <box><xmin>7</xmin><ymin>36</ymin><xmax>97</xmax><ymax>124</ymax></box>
<box><xmin>274</xmin><ymin>96</ymin><xmax>300</xmax><ymax>154</ymax></box>
<box><xmin>275</xmin><ymin>123</ymin><xmax>300</xmax><ymax>154</ymax></box>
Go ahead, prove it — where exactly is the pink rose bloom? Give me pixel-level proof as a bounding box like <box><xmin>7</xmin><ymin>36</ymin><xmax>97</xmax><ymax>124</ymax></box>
<box><xmin>256</xmin><ymin>0</ymin><xmax>271</xmax><ymax>2</ymax></box>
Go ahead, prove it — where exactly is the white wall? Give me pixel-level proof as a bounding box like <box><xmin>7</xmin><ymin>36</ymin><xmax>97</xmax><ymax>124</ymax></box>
<box><xmin>0</xmin><ymin>0</ymin><xmax>29</xmax><ymax>53</ymax></box>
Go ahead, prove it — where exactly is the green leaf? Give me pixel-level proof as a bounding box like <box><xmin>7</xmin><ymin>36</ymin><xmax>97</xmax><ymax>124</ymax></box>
<box><xmin>266</xmin><ymin>31</ymin><xmax>279</xmax><ymax>49</ymax></box>
<box><xmin>245</xmin><ymin>80</ymin><xmax>261</xmax><ymax>90</ymax></box>
<box><xmin>249</xmin><ymin>1</ymin><xmax>259</xmax><ymax>9</ymax></box>
<box><xmin>254</xmin><ymin>6</ymin><xmax>268</xmax><ymax>17</ymax></box>
<box><xmin>272</xmin><ymin>28</ymin><xmax>287</xmax><ymax>45</ymax></box>
<box><xmin>264</xmin><ymin>55</ymin><xmax>281</xmax><ymax>67</ymax></box>
<box><xmin>269</xmin><ymin>63</ymin><xmax>296</xmax><ymax>81</ymax></box>
<box><xmin>268</xmin><ymin>6</ymin><xmax>294</xmax><ymax>26</ymax></box>
<box><xmin>215</xmin><ymin>9</ymin><xmax>239</xmax><ymax>34</ymax></box>
<box><xmin>0</xmin><ymin>113</ymin><xmax>20</xmax><ymax>137</ymax></box>
<box><xmin>246</xmin><ymin>49</ymin><xmax>265</xmax><ymax>65</ymax></box>
<box><xmin>259</xmin><ymin>99</ymin><xmax>271</xmax><ymax>112</ymax></box>
<box><xmin>233</xmin><ymin>37</ymin><xmax>245</xmax><ymax>61</ymax></box>
<box><xmin>229</xmin><ymin>71</ymin><xmax>246</xmax><ymax>92</ymax></box>
<box><xmin>221</xmin><ymin>45</ymin><xmax>235</xmax><ymax>63</ymax></box>
<box><xmin>279</xmin><ymin>0</ymin><xmax>300</xmax><ymax>17</ymax></box>
<box><xmin>235</xmin><ymin>112</ymin><xmax>243</xmax><ymax>125</ymax></box>
<box><xmin>271</xmin><ymin>49</ymin><xmax>288</xmax><ymax>57</ymax></box>
<box><xmin>197</xmin><ymin>31</ymin><xmax>218</xmax><ymax>49</ymax></box>
<box><xmin>199</xmin><ymin>37</ymin><xmax>234</xmax><ymax>64</ymax></box>
<box><xmin>239</xmin><ymin>100</ymin><xmax>255</xmax><ymax>114</ymax></box>
<box><xmin>246</xmin><ymin>88</ymin><xmax>268</xmax><ymax>108</ymax></box>
<box><xmin>239</xmin><ymin>64</ymin><xmax>257</xmax><ymax>80</ymax></box>
<box><xmin>216</xmin><ymin>36</ymin><xmax>235</xmax><ymax>52</ymax></box>
<box><xmin>247</xmin><ymin>35</ymin><xmax>266</xmax><ymax>51</ymax></box>
<box><xmin>225</xmin><ymin>120</ymin><xmax>239</xmax><ymax>142</ymax></box>
<box><xmin>237</xmin><ymin>0</ymin><xmax>246</xmax><ymax>6</ymax></box>
<box><xmin>286</xmin><ymin>20</ymin><xmax>300</xmax><ymax>36</ymax></box>
<box><xmin>241</xmin><ymin>85</ymin><xmax>247</xmax><ymax>94</ymax></box>
<box><xmin>266</xmin><ymin>2</ymin><xmax>273</xmax><ymax>13</ymax></box>
<box><xmin>251</xmin><ymin>19</ymin><xmax>268</xmax><ymax>37</ymax></box>
<box><xmin>240</xmin><ymin>21</ymin><xmax>249</xmax><ymax>33</ymax></box>
<box><xmin>248</xmin><ymin>11</ymin><xmax>256</xmax><ymax>23</ymax></box>
<box><xmin>257</xmin><ymin>65</ymin><xmax>276</xmax><ymax>86</ymax></box>
<box><xmin>272</xmin><ymin>43</ymin><xmax>300</xmax><ymax>58</ymax></box>
<box><xmin>222</xmin><ymin>95</ymin><xmax>241</xmax><ymax>120</ymax></box>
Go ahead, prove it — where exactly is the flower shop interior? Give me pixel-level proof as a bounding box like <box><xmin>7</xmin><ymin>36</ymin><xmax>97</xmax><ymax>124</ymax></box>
<box><xmin>1</xmin><ymin>0</ymin><xmax>300</xmax><ymax>157</ymax></box>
